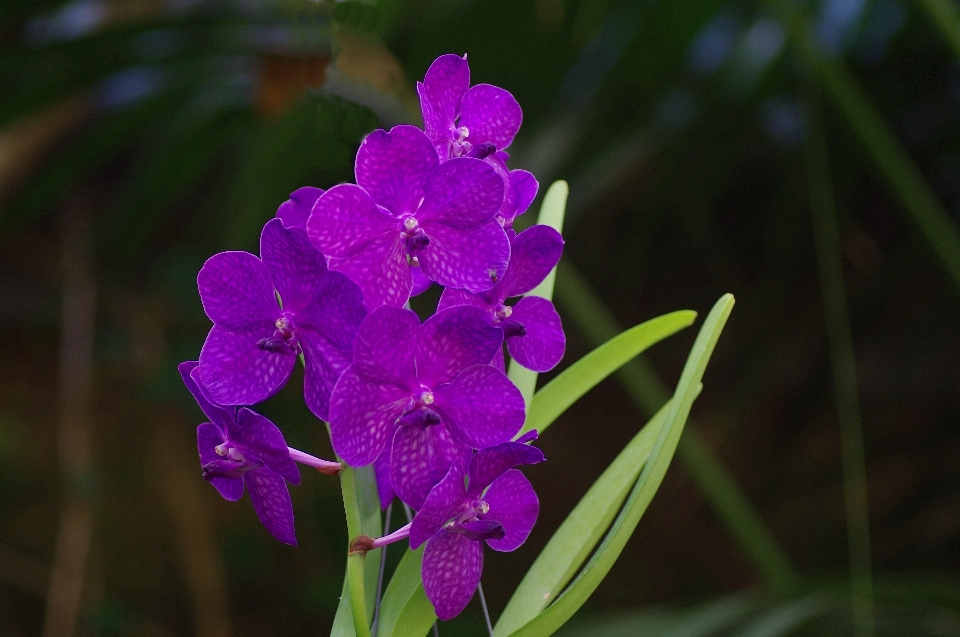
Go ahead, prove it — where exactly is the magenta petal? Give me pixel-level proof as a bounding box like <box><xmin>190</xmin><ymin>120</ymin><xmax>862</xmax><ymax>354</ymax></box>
<box><xmin>277</xmin><ymin>186</ymin><xmax>324</xmax><ymax>230</ymax></box>
<box><xmin>236</xmin><ymin>408</ymin><xmax>299</xmax><ymax>485</ymax></box>
<box><xmin>423</xmin><ymin>530</ymin><xmax>482</xmax><ymax>621</ymax></box>
<box><xmin>198</xmin><ymin>325</ymin><xmax>296</xmax><ymax>406</ymax></box>
<box><xmin>460</xmin><ymin>84</ymin><xmax>522</xmax><ymax>151</ymax></box>
<box><xmin>417</xmin><ymin>158</ymin><xmax>504</xmax><ymax>231</ymax></box>
<box><xmin>410</xmin><ymin>266</ymin><xmax>433</xmax><ymax>296</ymax></box>
<box><xmin>307</xmin><ymin>184</ymin><xmax>397</xmax><ymax>259</ymax></box>
<box><xmin>416</xmin><ymin>306</ymin><xmax>502</xmax><ymax>387</ymax></box>
<box><xmin>245</xmin><ymin>467</ymin><xmax>296</xmax><ymax>545</ymax></box>
<box><xmin>500</xmin><ymin>225</ymin><xmax>564</xmax><ymax>297</ymax></box>
<box><xmin>328</xmin><ymin>365</ymin><xmax>411</xmax><ymax>466</ymax></box>
<box><xmin>484</xmin><ymin>469</ymin><xmax>539</xmax><ymax>552</ymax></box>
<box><xmin>329</xmin><ymin>232</ymin><xmax>412</xmax><ymax>309</ymax></box>
<box><xmin>198</xmin><ymin>251</ymin><xmax>277</xmax><ymax>331</ymax></box>
<box><xmin>391</xmin><ymin>422</ymin><xmax>471</xmax><ymax>510</ymax></box>
<box><xmin>511</xmin><ymin>170</ymin><xmax>539</xmax><ymax>218</ymax></box>
<box><xmin>354</xmin><ymin>306</ymin><xmax>419</xmax><ymax>387</ymax></box>
<box><xmin>197</xmin><ymin>423</ymin><xmax>243</xmax><ymax>501</ymax></box>
<box><xmin>410</xmin><ymin>462</ymin><xmax>466</xmax><ymax>549</ymax></box>
<box><xmin>491</xmin><ymin>346</ymin><xmax>506</xmax><ymax>373</ymax></box>
<box><xmin>356</xmin><ymin>126</ymin><xmax>439</xmax><ymax>215</ymax></box>
<box><xmin>179</xmin><ymin>361</ymin><xmax>233</xmax><ymax>433</ymax></box>
<box><xmin>467</xmin><ymin>441</ymin><xmax>545</xmax><ymax>498</ymax></box>
<box><xmin>298</xmin><ymin>270</ymin><xmax>366</xmax><ymax>353</ymax></box>
<box><xmin>374</xmin><ymin>438</ymin><xmax>396</xmax><ymax>509</ymax></box>
<box><xmin>420</xmin><ymin>54</ymin><xmax>470</xmax><ymax>150</ymax></box>
<box><xmin>299</xmin><ymin>328</ymin><xmax>351</xmax><ymax>422</ymax></box>
<box><xmin>418</xmin><ymin>220</ymin><xmax>510</xmax><ymax>293</ymax></box>
<box><xmin>436</xmin><ymin>287</ymin><xmax>491</xmax><ymax>313</ymax></box>
<box><xmin>506</xmin><ymin>296</ymin><xmax>565</xmax><ymax>373</ymax></box>
<box><xmin>432</xmin><ymin>364</ymin><xmax>525</xmax><ymax>448</ymax></box>
<box><xmin>260</xmin><ymin>219</ymin><xmax>328</xmax><ymax>314</ymax></box>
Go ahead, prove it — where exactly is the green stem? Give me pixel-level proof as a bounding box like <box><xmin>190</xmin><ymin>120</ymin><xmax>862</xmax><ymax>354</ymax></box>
<box><xmin>803</xmin><ymin>83</ymin><xmax>875</xmax><ymax>637</ymax></box>
<box><xmin>553</xmin><ymin>260</ymin><xmax>798</xmax><ymax>593</ymax></box>
<box><xmin>340</xmin><ymin>466</ymin><xmax>372</xmax><ymax>637</ymax></box>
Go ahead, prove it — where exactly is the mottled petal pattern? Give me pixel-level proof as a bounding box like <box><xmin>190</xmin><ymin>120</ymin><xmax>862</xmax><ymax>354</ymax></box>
<box><xmin>436</xmin><ymin>287</ymin><xmax>491</xmax><ymax>313</ymax></box>
<box><xmin>410</xmin><ymin>266</ymin><xmax>433</xmax><ymax>296</ymax></box>
<box><xmin>277</xmin><ymin>186</ymin><xmax>324</xmax><ymax>230</ymax></box>
<box><xmin>459</xmin><ymin>84</ymin><xmax>522</xmax><ymax>151</ymax></box>
<box><xmin>391</xmin><ymin>422</ymin><xmax>471</xmax><ymax>510</ymax></box>
<box><xmin>329</xmin><ymin>365</ymin><xmax>411</xmax><ymax>466</ymax></box>
<box><xmin>511</xmin><ymin>170</ymin><xmax>538</xmax><ymax>219</ymax></box>
<box><xmin>484</xmin><ymin>469</ymin><xmax>539</xmax><ymax>552</ymax></box>
<box><xmin>307</xmin><ymin>184</ymin><xmax>397</xmax><ymax>259</ymax></box>
<box><xmin>432</xmin><ymin>364</ymin><xmax>525</xmax><ymax>448</ymax></box>
<box><xmin>354</xmin><ymin>306</ymin><xmax>419</xmax><ymax>387</ymax></box>
<box><xmin>245</xmin><ymin>467</ymin><xmax>297</xmax><ymax>546</ymax></box>
<box><xmin>499</xmin><ymin>224</ymin><xmax>564</xmax><ymax>298</ymax></box>
<box><xmin>328</xmin><ymin>233</ymin><xmax>411</xmax><ymax>309</ymax></box>
<box><xmin>419</xmin><ymin>54</ymin><xmax>470</xmax><ymax>151</ymax></box>
<box><xmin>415</xmin><ymin>306</ymin><xmax>502</xmax><ymax>387</ymax></box>
<box><xmin>423</xmin><ymin>530</ymin><xmax>483</xmax><ymax>621</ymax></box>
<box><xmin>198</xmin><ymin>325</ymin><xmax>295</xmax><ymax>406</ymax></box>
<box><xmin>374</xmin><ymin>438</ymin><xmax>396</xmax><ymax>509</ymax></box>
<box><xmin>198</xmin><ymin>251</ymin><xmax>277</xmax><ymax>331</ymax></box>
<box><xmin>355</xmin><ymin>126</ymin><xmax>438</xmax><ymax>215</ymax></box>
<box><xmin>236</xmin><ymin>408</ymin><xmax>299</xmax><ymax>485</ymax></box>
<box><xmin>299</xmin><ymin>328</ymin><xmax>352</xmax><ymax>422</ymax></box>
<box><xmin>197</xmin><ymin>423</ymin><xmax>243</xmax><ymax>501</ymax></box>
<box><xmin>179</xmin><ymin>361</ymin><xmax>233</xmax><ymax>433</ymax></box>
<box><xmin>418</xmin><ymin>219</ymin><xmax>509</xmax><ymax>293</ymax></box>
<box><xmin>259</xmin><ymin>219</ymin><xmax>328</xmax><ymax>314</ymax></box>
<box><xmin>467</xmin><ymin>441</ymin><xmax>545</xmax><ymax>498</ymax></box>
<box><xmin>417</xmin><ymin>158</ymin><xmax>504</xmax><ymax>231</ymax></box>
<box><xmin>410</xmin><ymin>462</ymin><xmax>466</xmax><ymax>549</ymax></box>
<box><xmin>506</xmin><ymin>296</ymin><xmax>565</xmax><ymax>373</ymax></box>
<box><xmin>298</xmin><ymin>271</ymin><xmax>367</xmax><ymax>351</ymax></box>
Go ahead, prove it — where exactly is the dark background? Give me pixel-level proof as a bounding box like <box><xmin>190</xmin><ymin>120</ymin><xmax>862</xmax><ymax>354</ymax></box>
<box><xmin>1</xmin><ymin>0</ymin><xmax>959</xmax><ymax>635</ymax></box>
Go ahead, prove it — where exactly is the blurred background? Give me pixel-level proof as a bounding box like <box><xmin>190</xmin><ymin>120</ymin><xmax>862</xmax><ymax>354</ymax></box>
<box><xmin>2</xmin><ymin>0</ymin><xmax>959</xmax><ymax>635</ymax></box>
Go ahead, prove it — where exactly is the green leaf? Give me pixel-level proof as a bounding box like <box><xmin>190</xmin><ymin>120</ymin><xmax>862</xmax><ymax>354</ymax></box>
<box><xmin>522</xmin><ymin>310</ymin><xmax>696</xmax><ymax>436</ymax></box>
<box><xmin>377</xmin><ymin>548</ymin><xmax>437</xmax><ymax>637</ymax></box>
<box><xmin>508</xmin><ymin>180</ymin><xmax>569</xmax><ymax>406</ymax></box>
<box><xmin>503</xmin><ymin>294</ymin><xmax>735</xmax><ymax>637</ymax></box>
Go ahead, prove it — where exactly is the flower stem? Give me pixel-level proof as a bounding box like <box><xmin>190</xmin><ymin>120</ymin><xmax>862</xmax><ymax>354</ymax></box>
<box><xmin>287</xmin><ymin>447</ymin><xmax>341</xmax><ymax>474</ymax></box>
<box><xmin>340</xmin><ymin>465</ymin><xmax>372</xmax><ymax>637</ymax></box>
<box><xmin>477</xmin><ymin>582</ymin><xmax>494</xmax><ymax>637</ymax></box>
<box><xmin>370</xmin><ymin>502</ymin><xmax>392</xmax><ymax>637</ymax></box>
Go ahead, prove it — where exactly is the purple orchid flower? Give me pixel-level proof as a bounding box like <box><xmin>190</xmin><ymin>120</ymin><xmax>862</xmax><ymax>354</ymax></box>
<box><xmin>418</xmin><ymin>54</ymin><xmax>522</xmax><ymax>161</ymax></box>
<box><xmin>307</xmin><ymin>125</ymin><xmax>510</xmax><ymax>309</ymax></box>
<box><xmin>196</xmin><ymin>218</ymin><xmax>367</xmax><ymax>421</ymax></box>
<box><xmin>438</xmin><ymin>224</ymin><xmax>565</xmax><ymax>372</ymax></box>
<box><xmin>180</xmin><ymin>361</ymin><xmax>342</xmax><ymax>545</ymax></box>
<box><xmin>276</xmin><ymin>186</ymin><xmax>325</xmax><ymax>230</ymax></box>
<box><xmin>328</xmin><ymin>305</ymin><xmax>526</xmax><ymax>510</ymax></box>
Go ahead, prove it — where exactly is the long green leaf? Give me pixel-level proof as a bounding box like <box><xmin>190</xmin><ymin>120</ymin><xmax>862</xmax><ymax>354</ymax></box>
<box><xmin>377</xmin><ymin>548</ymin><xmax>436</xmax><ymax>637</ymax></box>
<box><xmin>508</xmin><ymin>180</ymin><xmax>569</xmax><ymax>406</ymax></box>
<box><xmin>497</xmin><ymin>398</ymin><xmax>677</xmax><ymax>636</ymax></box>
<box><xmin>505</xmin><ymin>294</ymin><xmax>735</xmax><ymax>637</ymax></box>
<box><xmin>522</xmin><ymin>310</ymin><xmax>696</xmax><ymax>436</ymax></box>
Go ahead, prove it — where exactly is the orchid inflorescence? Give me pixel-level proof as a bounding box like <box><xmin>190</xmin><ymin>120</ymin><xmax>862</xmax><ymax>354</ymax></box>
<box><xmin>181</xmin><ymin>53</ymin><xmax>565</xmax><ymax>621</ymax></box>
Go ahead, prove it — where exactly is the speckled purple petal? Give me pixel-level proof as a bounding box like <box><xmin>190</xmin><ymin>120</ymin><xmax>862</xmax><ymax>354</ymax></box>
<box><xmin>418</xmin><ymin>220</ymin><xmax>510</xmax><ymax>293</ymax></box>
<box><xmin>432</xmin><ymin>364</ymin><xmax>525</xmax><ymax>449</ymax></box>
<box><xmin>417</xmin><ymin>158</ymin><xmax>503</xmax><ymax>231</ymax></box>
<box><xmin>491</xmin><ymin>346</ymin><xmax>506</xmax><ymax>373</ymax></box>
<box><xmin>484</xmin><ymin>153</ymin><xmax>516</xmax><ymax>221</ymax></box>
<box><xmin>460</xmin><ymin>84</ymin><xmax>522</xmax><ymax>151</ymax></box>
<box><xmin>307</xmin><ymin>184</ymin><xmax>397</xmax><ymax>259</ymax></box>
<box><xmin>328</xmin><ymin>232</ymin><xmax>411</xmax><ymax>309</ymax></box>
<box><xmin>419</xmin><ymin>54</ymin><xmax>469</xmax><ymax>152</ymax></box>
<box><xmin>511</xmin><ymin>170</ymin><xmax>538</xmax><ymax>219</ymax></box>
<box><xmin>179</xmin><ymin>361</ymin><xmax>233</xmax><ymax>433</ymax></box>
<box><xmin>354</xmin><ymin>305</ymin><xmax>419</xmax><ymax>387</ymax></box>
<box><xmin>298</xmin><ymin>327</ymin><xmax>352</xmax><ymax>422</ymax></box>
<box><xmin>374</xmin><ymin>437</ymin><xmax>396</xmax><ymax>509</ymax></box>
<box><xmin>197</xmin><ymin>423</ymin><xmax>243</xmax><ymax>501</ymax></box>
<box><xmin>259</xmin><ymin>219</ymin><xmax>327</xmax><ymax>314</ymax></box>
<box><xmin>297</xmin><ymin>270</ymin><xmax>366</xmax><ymax>352</ymax></box>
<box><xmin>198</xmin><ymin>251</ymin><xmax>277</xmax><ymax>332</ymax></box>
<box><xmin>423</xmin><ymin>530</ymin><xmax>482</xmax><ymax>621</ymax></box>
<box><xmin>467</xmin><ymin>441</ymin><xmax>545</xmax><ymax>498</ymax></box>
<box><xmin>198</xmin><ymin>325</ymin><xmax>296</xmax><ymax>406</ymax></box>
<box><xmin>410</xmin><ymin>266</ymin><xmax>433</xmax><ymax>296</ymax></box>
<box><xmin>500</xmin><ymin>225</ymin><xmax>564</xmax><ymax>298</ymax></box>
<box><xmin>506</xmin><ymin>296</ymin><xmax>565</xmax><ymax>373</ymax></box>
<box><xmin>391</xmin><ymin>422</ymin><xmax>471</xmax><ymax>510</ymax></box>
<box><xmin>410</xmin><ymin>462</ymin><xmax>466</xmax><ymax>549</ymax></box>
<box><xmin>236</xmin><ymin>408</ymin><xmax>299</xmax><ymax>485</ymax></box>
<box><xmin>356</xmin><ymin>126</ymin><xmax>439</xmax><ymax>215</ymax></box>
<box><xmin>329</xmin><ymin>365</ymin><xmax>411</xmax><ymax>466</ymax></box>
<box><xmin>244</xmin><ymin>467</ymin><xmax>296</xmax><ymax>545</ymax></box>
<box><xmin>436</xmin><ymin>287</ymin><xmax>492</xmax><ymax>313</ymax></box>
<box><xmin>415</xmin><ymin>306</ymin><xmax>502</xmax><ymax>387</ymax></box>
<box><xmin>277</xmin><ymin>186</ymin><xmax>324</xmax><ymax>230</ymax></box>
<box><xmin>483</xmin><ymin>469</ymin><xmax>538</xmax><ymax>552</ymax></box>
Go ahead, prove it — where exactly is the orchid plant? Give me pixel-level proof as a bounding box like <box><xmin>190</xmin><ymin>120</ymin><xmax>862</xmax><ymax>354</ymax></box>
<box><xmin>182</xmin><ymin>53</ymin><xmax>734</xmax><ymax>637</ymax></box>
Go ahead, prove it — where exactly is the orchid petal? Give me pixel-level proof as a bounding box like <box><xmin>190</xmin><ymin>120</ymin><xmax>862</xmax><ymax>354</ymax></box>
<box><xmin>423</xmin><ymin>530</ymin><xmax>482</xmax><ymax>621</ymax></box>
<box><xmin>419</xmin><ymin>54</ymin><xmax>470</xmax><ymax>151</ymax></box>
<box><xmin>415</xmin><ymin>306</ymin><xmax>502</xmax><ymax>387</ymax></box>
<box><xmin>198</xmin><ymin>325</ymin><xmax>295</xmax><ymax>406</ymax></box>
<box><xmin>355</xmin><ymin>126</ymin><xmax>439</xmax><ymax>215</ymax></box>
<box><xmin>505</xmin><ymin>295</ymin><xmax>565</xmax><ymax>373</ymax></box>
<box><xmin>236</xmin><ymin>408</ymin><xmax>299</xmax><ymax>485</ymax></box>
<box><xmin>467</xmin><ymin>441</ymin><xmax>545</xmax><ymax>498</ymax></box>
<box><xmin>307</xmin><ymin>184</ymin><xmax>397</xmax><ymax>259</ymax></box>
<box><xmin>276</xmin><ymin>186</ymin><xmax>324</xmax><ymax>230</ymax></box>
<box><xmin>418</xmin><ymin>220</ymin><xmax>510</xmax><ymax>293</ymax></box>
<box><xmin>432</xmin><ymin>364</ymin><xmax>525</xmax><ymax>448</ymax></box>
<box><xmin>460</xmin><ymin>83</ymin><xmax>522</xmax><ymax>151</ymax></box>
<box><xmin>197</xmin><ymin>423</ymin><xmax>243</xmax><ymax>501</ymax></box>
<box><xmin>391</xmin><ymin>422</ymin><xmax>471</xmax><ymax>510</ymax></box>
<box><xmin>245</xmin><ymin>467</ymin><xmax>297</xmax><ymax>545</ymax></box>
<box><xmin>198</xmin><ymin>251</ymin><xmax>276</xmax><ymax>332</ymax></box>
<box><xmin>329</xmin><ymin>365</ymin><xmax>411</xmax><ymax>466</ymax></box>
<box><xmin>353</xmin><ymin>305</ymin><xmax>419</xmax><ymax>387</ymax></box>
<box><xmin>259</xmin><ymin>219</ymin><xmax>328</xmax><ymax>314</ymax></box>
<box><xmin>328</xmin><ymin>232</ymin><xmax>411</xmax><ymax>309</ymax></box>
<box><xmin>499</xmin><ymin>224</ymin><xmax>564</xmax><ymax>298</ymax></box>
<box><xmin>417</xmin><ymin>157</ymin><xmax>503</xmax><ymax>231</ymax></box>
<box><xmin>410</xmin><ymin>462</ymin><xmax>466</xmax><ymax>549</ymax></box>
<box><xmin>483</xmin><ymin>469</ymin><xmax>539</xmax><ymax>553</ymax></box>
